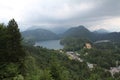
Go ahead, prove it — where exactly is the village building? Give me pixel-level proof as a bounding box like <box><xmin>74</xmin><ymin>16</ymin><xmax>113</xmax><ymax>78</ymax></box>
<box><xmin>109</xmin><ymin>66</ymin><xmax>120</xmax><ymax>77</ymax></box>
<box><xmin>85</xmin><ymin>43</ymin><xmax>92</xmax><ymax>49</ymax></box>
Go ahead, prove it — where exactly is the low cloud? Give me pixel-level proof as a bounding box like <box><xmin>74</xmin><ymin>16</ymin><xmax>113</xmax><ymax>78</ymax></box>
<box><xmin>0</xmin><ymin>0</ymin><xmax>120</xmax><ymax>31</ymax></box>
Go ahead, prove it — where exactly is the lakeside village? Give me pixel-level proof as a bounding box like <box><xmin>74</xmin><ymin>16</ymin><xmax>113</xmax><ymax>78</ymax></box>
<box><xmin>58</xmin><ymin>41</ymin><xmax>120</xmax><ymax>77</ymax></box>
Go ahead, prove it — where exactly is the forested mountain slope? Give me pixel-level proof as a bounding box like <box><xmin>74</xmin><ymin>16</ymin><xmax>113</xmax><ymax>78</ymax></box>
<box><xmin>22</xmin><ymin>28</ymin><xmax>59</xmax><ymax>42</ymax></box>
<box><xmin>0</xmin><ymin>19</ymin><xmax>119</xmax><ymax>80</ymax></box>
<box><xmin>62</xmin><ymin>25</ymin><xmax>120</xmax><ymax>42</ymax></box>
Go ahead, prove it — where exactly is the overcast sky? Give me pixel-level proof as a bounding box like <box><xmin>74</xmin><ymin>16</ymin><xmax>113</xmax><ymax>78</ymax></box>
<box><xmin>0</xmin><ymin>0</ymin><xmax>120</xmax><ymax>32</ymax></box>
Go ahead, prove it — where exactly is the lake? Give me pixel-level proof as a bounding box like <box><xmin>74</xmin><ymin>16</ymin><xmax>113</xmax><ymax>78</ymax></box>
<box><xmin>34</xmin><ymin>40</ymin><xmax>63</xmax><ymax>50</ymax></box>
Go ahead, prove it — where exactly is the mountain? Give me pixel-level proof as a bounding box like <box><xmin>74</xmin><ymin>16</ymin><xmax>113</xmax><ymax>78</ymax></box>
<box><xmin>61</xmin><ymin>25</ymin><xmax>120</xmax><ymax>42</ymax></box>
<box><xmin>22</xmin><ymin>25</ymin><xmax>120</xmax><ymax>42</ymax></box>
<box><xmin>62</xmin><ymin>25</ymin><xmax>92</xmax><ymax>39</ymax></box>
<box><xmin>26</xmin><ymin>26</ymin><xmax>46</xmax><ymax>31</ymax></box>
<box><xmin>26</xmin><ymin>26</ymin><xmax>69</xmax><ymax>34</ymax></box>
<box><xmin>22</xmin><ymin>28</ymin><xmax>59</xmax><ymax>42</ymax></box>
<box><xmin>95</xmin><ymin>32</ymin><xmax>120</xmax><ymax>42</ymax></box>
<box><xmin>93</xmin><ymin>29</ymin><xmax>109</xmax><ymax>34</ymax></box>
<box><xmin>49</xmin><ymin>27</ymin><xmax>69</xmax><ymax>34</ymax></box>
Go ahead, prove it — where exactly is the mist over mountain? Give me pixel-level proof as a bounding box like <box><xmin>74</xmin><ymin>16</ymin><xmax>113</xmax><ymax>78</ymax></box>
<box><xmin>48</xmin><ymin>27</ymin><xmax>69</xmax><ymax>34</ymax></box>
<box><xmin>26</xmin><ymin>26</ymin><xmax>69</xmax><ymax>34</ymax></box>
<box><xmin>62</xmin><ymin>25</ymin><xmax>93</xmax><ymax>39</ymax></box>
<box><xmin>26</xmin><ymin>26</ymin><xmax>45</xmax><ymax>31</ymax></box>
<box><xmin>22</xmin><ymin>28</ymin><xmax>59</xmax><ymax>42</ymax></box>
<box><xmin>93</xmin><ymin>29</ymin><xmax>109</xmax><ymax>34</ymax></box>
<box><xmin>1</xmin><ymin>0</ymin><xmax>120</xmax><ymax>79</ymax></box>
<box><xmin>94</xmin><ymin>32</ymin><xmax>120</xmax><ymax>42</ymax></box>
<box><xmin>22</xmin><ymin>25</ymin><xmax>120</xmax><ymax>43</ymax></box>
<box><xmin>61</xmin><ymin>25</ymin><xmax>120</xmax><ymax>42</ymax></box>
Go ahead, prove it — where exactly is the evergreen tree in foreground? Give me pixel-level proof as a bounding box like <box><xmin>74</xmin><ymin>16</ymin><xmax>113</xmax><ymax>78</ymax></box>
<box><xmin>0</xmin><ymin>19</ymin><xmax>26</xmax><ymax>79</ymax></box>
<box><xmin>0</xmin><ymin>24</ymin><xmax>7</xmax><ymax>62</ymax></box>
<box><xmin>7</xmin><ymin>19</ymin><xmax>25</xmax><ymax>62</ymax></box>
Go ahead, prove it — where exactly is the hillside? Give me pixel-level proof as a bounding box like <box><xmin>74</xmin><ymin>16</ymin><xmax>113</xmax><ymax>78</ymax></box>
<box><xmin>0</xmin><ymin>19</ymin><xmax>120</xmax><ymax>80</ymax></box>
<box><xmin>22</xmin><ymin>28</ymin><xmax>59</xmax><ymax>42</ymax></box>
<box><xmin>62</xmin><ymin>25</ymin><xmax>92</xmax><ymax>38</ymax></box>
<box><xmin>93</xmin><ymin>29</ymin><xmax>109</xmax><ymax>34</ymax></box>
<box><xmin>61</xmin><ymin>25</ymin><xmax>120</xmax><ymax>42</ymax></box>
<box><xmin>92</xmin><ymin>32</ymin><xmax>120</xmax><ymax>42</ymax></box>
<box><xmin>22</xmin><ymin>25</ymin><xmax>120</xmax><ymax>43</ymax></box>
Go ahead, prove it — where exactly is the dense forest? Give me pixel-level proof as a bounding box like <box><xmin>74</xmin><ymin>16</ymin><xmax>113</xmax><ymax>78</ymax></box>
<box><xmin>0</xmin><ymin>19</ymin><xmax>120</xmax><ymax>80</ymax></box>
<box><xmin>60</xmin><ymin>37</ymin><xmax>91</xmax><ymax>51</ymax></box>
<box><xmin>0</xmin><ymin>19</ymin><xmax>26</xmax><ymax>80</ymax></box>
<box><xmin>22</xmin><ymin>28</ymin><xmax>59</xmax><ymax>42</ymax></box>
<box><xmin>21</xmin><ymin>25</ymin><xmax>120</xmax><ymax>45</ymax></box>
<box><xmin>61</xmin><ymin>25</ymin><xmax>120</xmax><ymax>42</ymax></box>
<box><xmin>60</xmin><ymin>37</ymin><xmax>120</xmax><ymax>79</ymax></box>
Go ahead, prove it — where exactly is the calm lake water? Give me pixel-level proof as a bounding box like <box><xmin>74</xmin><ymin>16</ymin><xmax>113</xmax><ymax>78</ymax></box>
<box><xmin>34</xmin><ymin>40</ymin><xmax>63</xmax><ymax>50</ymax></box>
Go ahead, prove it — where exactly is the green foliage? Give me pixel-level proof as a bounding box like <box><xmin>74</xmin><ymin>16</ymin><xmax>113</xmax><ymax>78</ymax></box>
<box><xmin>114</xmin><ymin>72</ymin><xmax>120</xmax><ymax>79</ymax></box>
<box><xmin>22</xmin><ymin>28</ymin><xmax>59</xmax><ymax>42</ymax></box>
<box><xmin>62</xmin><ymin>25</ymin><xmax>120</xmax><ymax>42</ymax></box>
<box><xmin>39</xmin><ymin>69</ymin><xmax>54</xmax><ymax>80</ymax></box>
<box><xmin>62</xmin><ymin>25</ymin><xmax>92</xmax><ymax>39</ymax></box>
<box><xmin>94</xmin><ymin>42</ymin><xmax>115</xmax><ymax>50</ymax></box>
<box><xmin>7</xmin><ymin>19</ymin><xmax>25</xmax><ymax>62</ymax></box>
<box><xmin>0</xmin><ymin>63</ymin><xmax>19</xmax><ymax>79</ymax></box>
<box><xmin>0</xmin><ymin>19</ymin><xmax>26</xmax><ymax>79</ymax></box>
<box><xmin>13</xmin><ymin>75</ymin><xmax>24</xmax><ymax>80</ymax></box>
<box><xmin>0</xmin><ymin>24</ymin><xmax>8</xmax><ymax>62</ymax></box>
<box><xmin>0</xmin><ymin>20</ymin><xmax>120</xmax><ymax>80</ymax></box>
<box><xmin>60</xmin><ymin>36</ymin><xmax>120</xmax><ymax>79</ymax></box>
<box><xmin>60</xmin><ymin>37</ymin><xmax>91</xmax><ymax>51</ymax></box>
<box><xmin>50</xmin><ymin>59</ymin><xmax>70</xmax><ymax>80</ymax></box>
<box><xmin>80</xmin><ymin>42</ymin><xmax>120</xmax><ymax>69</ymax></box>
<box><xmin>24</xmin><ymin>45</ymin><xmax>91</xmax><ymax>80</ymax></box>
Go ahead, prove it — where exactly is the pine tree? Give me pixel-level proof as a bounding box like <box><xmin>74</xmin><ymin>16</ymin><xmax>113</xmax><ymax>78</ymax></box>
<box><xmin>7</xmin><ymin>19</ymin><xmax>25</xmax><ymax>62</ymax></box>
<box><xmin>0</xmin><ymin>24</ymin><xmax>7</xmax><ymax>62</ymax></box>
<box><xmin>6</xmin><ymin>19</ymin><xmax>26</xmax><ymax>77</ymax></box>
<box><xmin>0</xmin><ymin>19</ymin><xmax>26</xmax><ymax>79</ymax></box>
